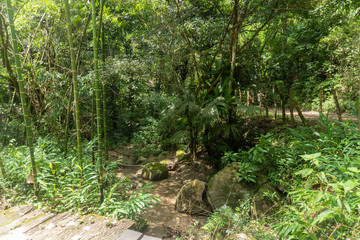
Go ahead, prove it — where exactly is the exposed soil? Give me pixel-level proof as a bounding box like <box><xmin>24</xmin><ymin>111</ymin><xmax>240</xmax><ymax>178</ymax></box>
<box><xmin>108</xmin><ymin>110</ymin><xmax>357</xmax><ymax>239</ymax></box>
<box><xmin>269</xmin><ymin>108</ymin><xmax>357</xmax><ymax>122</ymax></box>
<box><xmin>109</xmin><ymin>148</ymin><xmax>215</xmax><ymax>239</ymax></box>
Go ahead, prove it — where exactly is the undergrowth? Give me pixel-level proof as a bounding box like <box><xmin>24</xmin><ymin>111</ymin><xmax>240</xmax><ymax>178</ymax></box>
<box><xmin>204</xmin><ymin>113</ymin><xmax>360</xmax><ymax>239</ymax></box>
<box><xmin>0</xmin><ymin>137</ymin><xmax>158</xmax><ymax>225</ymax></box>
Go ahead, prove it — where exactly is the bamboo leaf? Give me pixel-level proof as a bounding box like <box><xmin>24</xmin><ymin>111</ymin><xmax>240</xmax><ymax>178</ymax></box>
<box><xmin>311</xmin><ymin>209</ymin><xmax>334</xmax><ymax>225</ymax></box>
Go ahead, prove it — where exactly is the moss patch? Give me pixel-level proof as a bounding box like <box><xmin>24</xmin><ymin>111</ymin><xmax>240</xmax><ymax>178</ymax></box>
<box><xmin>141</xmin><ymin>162</ymin><xmax>168</xmax><ymax>181</ymax></box>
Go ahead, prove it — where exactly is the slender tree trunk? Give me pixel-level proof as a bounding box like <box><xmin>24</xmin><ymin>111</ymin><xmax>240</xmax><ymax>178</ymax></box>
<box><xmin>332</xmin><ymin>89</ymin><xmax>342</xmax><ymax>121</ymax></box>
<box><xmin>100</xmin><ymin>0</ymin><xmax>108</xmax><ymax>167</ymax></box>
<box><xmin>319</xmin><ymin>87</ymin><xmax>323</xmax><ymax>113</ymax></box>
<box><xmin>92</xmin><ymin>0</ymin><xmax>104</xmax><ymax>203</ymax></box>
<box><xmin>63</xmin><ymin>0</ymin><xmax>83</xmax><ymax>177</ymax></box>
<box><xmin>273</xmin><ymin>85</ymin><xmax>277</xmax><ymax>119</ymax></box>
<box><xmin>102</xmin><ymin>84</ymin><xmax>108</xmax><ymax>166</ymax></box>
<box><xmin>280</xmin><ymin>91</ymin><xmax>286</xmax><ymax>123</ymax></box>
<box><xmin>6</xmin><ymin>0</ymin><xmax>38</xmax><ymax>195</ymax></box>
<box><xmin>289</xmin><ymin>87</ymin><xmax>295</xmax><ymax>126</ymax></box>
<box><xmin>64</xmin><ymin>84</ymin><xmax>73</xmax><ymax>158</ymax></box>
<box><xmin>294</xmin><ymin>100</ymin><xmax>307</xmax><ymax>126</ymax></box>
<box><xmin>229</xmin><ymin>0</ymin><xmax>239</xmax><ymax>80</ymax></box>
<box><xmin>265</xmin><ymin>91</ymin><xmax>269</xmax><ymax>117</ymax></box>
<box><xmin>91</xmin><ymin>91</ymin><xmax>96</xmax><ymax>165</ymax></box>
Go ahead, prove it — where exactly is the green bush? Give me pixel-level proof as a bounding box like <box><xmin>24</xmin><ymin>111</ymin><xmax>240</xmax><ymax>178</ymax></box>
<box><xmin>0</xmin><ymin>137</ymin><xmax>158</xmax><ymax>223</ymax></box>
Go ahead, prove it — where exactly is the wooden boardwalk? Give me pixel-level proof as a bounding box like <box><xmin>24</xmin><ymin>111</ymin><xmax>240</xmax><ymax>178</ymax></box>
<box><xmin>0</xmin><ymin>206</ymin><xmax>160</xmax><ymax>240</ymax></box>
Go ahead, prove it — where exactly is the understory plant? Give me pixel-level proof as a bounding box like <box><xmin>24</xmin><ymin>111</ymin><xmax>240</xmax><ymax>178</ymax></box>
<box><xmin>0</xmin><ymin>137</ymin><xmax>158</xmax><ymax>223</ymax></box>
<box><xmin>216</xmin><ymin>113</ymin><xmax>360</xmax><ymax>239</ymax></box>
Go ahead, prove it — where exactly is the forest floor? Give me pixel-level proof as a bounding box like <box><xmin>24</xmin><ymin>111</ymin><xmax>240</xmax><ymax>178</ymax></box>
<box><xmin>110</xmin><ymin>109</ymin><xmax>357</xmax><ymax>239</ymax></box>
<box><xmin>110</xmin><ymin>148</ymin><xmax>215</xmax><ymax>239</ymax></box>
<box><xmin>267</xmin><ymin>108</ymin><xmax>357</xmax><ymax>122</ymax></box>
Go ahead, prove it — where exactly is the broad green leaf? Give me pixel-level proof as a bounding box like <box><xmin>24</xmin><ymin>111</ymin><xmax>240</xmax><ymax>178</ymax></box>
<box><xmin>344</xmin><ymin>200</ymin><xmax>351</xmax><ymax>213</ymax></box>
<box><xmin>343</xmin><ymin>180</ymin><xmax>359</xmax><ymax>193</ymax></box>
<box><xmin>300</xmin><ymin>152</ymin><xmax>321</xmax><ymax>161</ymax></box>
<box><xmin>311</xmin><ymin>209</ymin><xmax>334</xmax><ymax>225</ymax></box>
<box><xmin>347</xmin><ymin>167</ymin><xmax>359</xmax><ymax>173</ymax></box>
<box><xmin>295</xmin><ymin>168</ymin><xmax>314</xmax><ymax>177</ymax></box>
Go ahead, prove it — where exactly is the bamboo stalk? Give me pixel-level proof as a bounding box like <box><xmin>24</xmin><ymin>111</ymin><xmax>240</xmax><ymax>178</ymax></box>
<box><xmin>332</xmin><ymin>89</ymin><xmax>342</xmax><ymax>121</ymax></box>
<box><xmin>63</xmin><ymin>0</ymin><xmax>83</xmax><ymax>176</ymax></box>
<box><xmin>92</xmin><ymin>0</ymin><xmax>104</xmax><ymax>203</ymax></box>
<box><xmin>6</xmin><ymin>0</ymin><xmax>37</xmax><ymax>195</ymax></box>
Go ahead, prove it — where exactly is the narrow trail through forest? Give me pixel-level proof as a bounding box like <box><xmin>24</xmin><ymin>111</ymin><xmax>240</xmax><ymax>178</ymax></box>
<box><xmin>109</xmin><ymin>110</ymin><xmax>357</xmax><ymax>238</ymax></box>
<box><xmin>268</xmin><ymin>108</ymin><xmax>357</xmax><ymax>121</ymax></box>
<box><xmin>109</xmin><ymin>148</ymin><xmax>213</xmax><ymax>239</ymax></box>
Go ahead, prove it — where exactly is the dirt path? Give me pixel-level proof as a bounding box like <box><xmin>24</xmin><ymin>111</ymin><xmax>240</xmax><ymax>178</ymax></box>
<box><xmin>110</xmin><ymin>149</ymin><xmax>213</xmax><ymax>239</ymax></box>
<box><xmin>268</xmin><ymin>108</ymin><xmax>357</xmax><ymax>122</ymax></box>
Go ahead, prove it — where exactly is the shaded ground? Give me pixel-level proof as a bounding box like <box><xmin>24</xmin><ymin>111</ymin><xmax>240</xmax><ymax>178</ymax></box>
<box><xmin>110</xmin><ymin>149</ymin><xmax>214</xmax><ymax>239</ymax></box>
<box><xmin>268</xmin><ymin>108</ymin><xmax>357</xmax><ymax>122</ymax></box>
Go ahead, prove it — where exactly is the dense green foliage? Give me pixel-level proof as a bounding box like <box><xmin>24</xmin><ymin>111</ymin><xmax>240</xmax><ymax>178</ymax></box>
<box><xmin>1</xmin><ymin>0</ymin><xmax>360</xmax><ymax>238</ymax></box>
<box><xmin>205</xmin><ymin>115</ymin><xmax>360</xmax><ymax>239</ymax></box>
<box><xmin>1</xmin><ymin>137</ymin><xmax>158</xmax><ymax>223</ymax></box>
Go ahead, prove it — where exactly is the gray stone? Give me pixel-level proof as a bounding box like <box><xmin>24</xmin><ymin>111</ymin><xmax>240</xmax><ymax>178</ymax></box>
<box><xmin>175</xmin><ymin>179</ymin><xmax>211</xmax><ymax>215</ymax></box>
<box><xmin>207</xmin><ymin>163</ymin><xmax>252</xmax><ymax>210</ymax></box>
<box><xmin>117</xmin><ymin>229</ymin><xmax>143</xmax><ymax>240</ymax></box>
<box><xmin>226</xmin><ymin>233</ymin><xmax>251</xmax><ymax>240</ymax></box>
<box><xmin>207</xmin><ymin>162</ymin><xmax>279</xmax><ymax>216</ymax></box>
<box><xmin>141</xmin><ymin>235</ymin><xmax>162</xmax><ymax>240</ymax></box>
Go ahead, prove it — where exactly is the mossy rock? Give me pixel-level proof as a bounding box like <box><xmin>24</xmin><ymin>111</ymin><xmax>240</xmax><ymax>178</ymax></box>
<box><xmin>207</xmin><ymin>162</ymin><xmax>279</xmax><ymax>216</ymax></box>
<box><xmin>207</xmin><ymin>162</ymin><xmax>252</xmax><ymax>210</ymax></box>
<box><xmin>141</xmin><ymin>162</ymin><xmax>168</xmax><ymax>181</ymax></box>
<box><xmin>176</xmin><ymin>150</ymin><xmax>186</xmax><ymax>161</ymax></box>
<box><xmin>156</xmin><ymin>151</ymin><xmax>169</xmax><ymax>160</ymax></box>
<box><xmin>160</xmin><ymin>159</ymin><xmax>171</xmax><ymax>165</ymax></box>
<box><xmin>226</xmin><ymin>233</ymin><xmax>252</xmax><ymax>240</ymax></box>
<box><xmin>175</xmin><ymin>180</ymin><xmax>211</xmax><ymax>215</ymax></box>
<box><xmin>251</xmin><ymin>182</ymin><xmax>280</xmax><ymax>217</ymax></box>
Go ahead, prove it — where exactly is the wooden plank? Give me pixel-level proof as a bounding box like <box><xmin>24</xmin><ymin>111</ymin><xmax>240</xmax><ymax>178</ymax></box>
<box><xmin>0</xmin><ymin>205</ymin><xmax>33</xmax><ymax>229</ymax></box>
<box><xmin>0</xmin><ymin>206</ymin><xmax>136</xmax><ymax>240</ymax></box>
<box><xmin>117</xmin><ymin>229</ymin><xmax>143</xmax><ymax>240</ymax></box>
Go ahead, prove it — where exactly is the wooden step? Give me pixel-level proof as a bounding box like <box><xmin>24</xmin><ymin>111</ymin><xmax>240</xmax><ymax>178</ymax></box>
<box><xmin>0</xmin><ymin>206</ymin><xmax>135</xmax><ymax>240</ymax></box>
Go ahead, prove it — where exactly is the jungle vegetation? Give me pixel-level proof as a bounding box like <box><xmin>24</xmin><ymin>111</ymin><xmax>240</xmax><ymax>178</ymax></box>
<box><xmin>0</xmin><ymin>0</ymin><xmax>360</xmax><ymax>239</ymax></box>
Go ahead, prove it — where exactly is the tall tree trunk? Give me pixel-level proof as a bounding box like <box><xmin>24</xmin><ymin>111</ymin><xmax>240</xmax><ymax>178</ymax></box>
<box><xmin>100</xmin><ymin>0</ymin><xmax>108</xmax><ymax>167</ymax></box>
<box><xmin>280</xmin><ymin>91</ymin><xmax>286</xmax><ymax>123</ymax></box>
<box><xmin>294</xmin><ymin>100</ymin><xmax>307</xmax><ymax>126</ymax></box>
<box><xmin>6</xmin><ymin>0</ymin><xmax>38</xmax><ymax>196</ymax></box>
<box><xmin>319</xmin><ymin>87</ymin><xmax>323</xmax><ymax>113</ymax></box>
<box><xmin>92</xmin><ymin>0</ymin><xmax>104</xmax><ymax>203</ymax></box>
<box><xmin>289</xmin><ymin>87</ymin><xmax>295</xmax><ymax>126</ymax></box>
<box><xmin>273</xmin><ymin>85</ymin><xmax>277</xmax><ymax>119</ymax></box>
<box><xmin>332</xmin><ymin>89</ymin><xmax>342</xmax><ymax>121</ymax></box>
<box><xmin>102</xmin><ymin>84</ymin><xmax>108</xmax><ymax>166</ymax></box>
<box><xmin>64</xmin><ymin>84</ymin><xmax>73</xmax><ymax>159</ymax></box>
<box><xmin>63</xmin><ymin>0</ymin><xmax>83</xmax><ymax>176</ymax></box>
<box><xmin>91</xmin><ymin>91</ymin><xmax>96</xmax><ymax>165</ymax></box>
<box><xmin>229</xmin><ymin>0</ymin><xmax>239</xmax><ymax>80</ymax></box>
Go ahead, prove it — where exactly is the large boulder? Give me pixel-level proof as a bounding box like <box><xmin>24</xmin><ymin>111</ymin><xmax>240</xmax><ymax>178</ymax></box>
<box><xmin>251</xmin><ymin>182</ymin><xmax>279</xmax><ymax>218</ymax></box>
<box><xmin>175</xmin><ymin>179</ymin><xmax>211</xmax><ymax>215</ymax></box>
<box><xmin>141</xmin><ymin>162</ymin><xmax>168</xmax><ymax>181</ymax></box>
<box><xmin>207</xmin><ymin>162</ymin><xmax>279</xmax><ymax>216</ymax></box>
